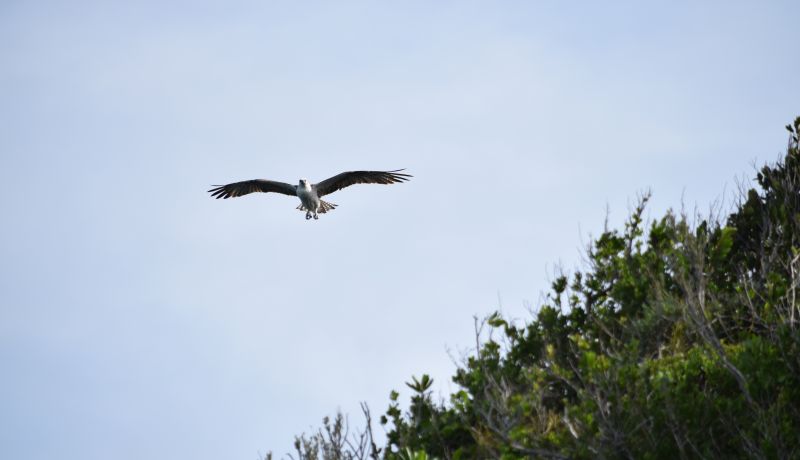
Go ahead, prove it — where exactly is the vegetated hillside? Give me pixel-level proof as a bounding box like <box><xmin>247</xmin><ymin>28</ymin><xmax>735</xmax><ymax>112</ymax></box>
<box><xmin>278</xmin><ymin>118</ymin><xmax>800</xmax><ymax>460</ymax></box>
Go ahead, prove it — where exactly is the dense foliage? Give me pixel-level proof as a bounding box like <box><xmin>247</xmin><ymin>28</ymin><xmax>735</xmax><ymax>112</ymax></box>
<box><xmin>279</xmin><ymin>117</ymin><xmax>800</xmax><ymax>460</ymax></box>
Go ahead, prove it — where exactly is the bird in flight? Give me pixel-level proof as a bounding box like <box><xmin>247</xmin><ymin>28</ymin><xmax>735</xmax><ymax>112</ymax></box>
<box><xmin>208</xmin><ymin>169</ymin><xmax>412</xmax><ymax>220</ymax></box>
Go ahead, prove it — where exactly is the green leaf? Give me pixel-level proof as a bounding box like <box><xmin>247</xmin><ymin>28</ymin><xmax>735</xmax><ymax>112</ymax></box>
<box><xmin>487</xmin><ymin>311</ymin><xmax>506</xmax><ymax>328</ymax></box>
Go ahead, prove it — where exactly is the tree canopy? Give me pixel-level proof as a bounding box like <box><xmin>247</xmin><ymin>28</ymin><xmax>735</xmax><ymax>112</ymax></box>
<box><xmin>278</xmin><ymin>117</ymin><xmax>800</xmax><ymax>460</ymax></box>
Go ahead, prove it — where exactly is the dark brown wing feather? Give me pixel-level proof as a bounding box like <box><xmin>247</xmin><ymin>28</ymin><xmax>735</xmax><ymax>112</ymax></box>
<box><xmin>208</xmin><ymin>179</ymin><xmax>296</xmax><ymax>199</ymax></box>
<box><xmin>313</xmin><ymin>169</ymin><xmax>412</xmax><ymax>197</ymax></box>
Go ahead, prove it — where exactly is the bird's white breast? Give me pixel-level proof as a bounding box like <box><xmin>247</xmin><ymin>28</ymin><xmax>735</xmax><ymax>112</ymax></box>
<box><xmin>296</xmin><ymin>184</ymin><xmax>318</xmax><ymax>209</ymax></box>
<box><xmin>296</xmin><ymin>184</ymin><xmax>311</xmax><ymax>199</ymax></box>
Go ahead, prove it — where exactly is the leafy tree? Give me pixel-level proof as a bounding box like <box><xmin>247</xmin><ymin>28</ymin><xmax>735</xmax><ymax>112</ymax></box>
<box><xmin>276</xmin><ymin>117</ymin><xmax>800</xmax><ymax>459</ymax></box>
<box><xmin>381</xmin><ymin>117</ymin><xmax>800</xmax><ymax>459</ymax></box>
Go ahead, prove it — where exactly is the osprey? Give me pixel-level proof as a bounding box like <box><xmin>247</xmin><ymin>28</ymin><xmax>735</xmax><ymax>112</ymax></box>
<box><xmin>208</xmin><ymin>169</ymin><xmax>411</xmax><ymax>220</ymax></box>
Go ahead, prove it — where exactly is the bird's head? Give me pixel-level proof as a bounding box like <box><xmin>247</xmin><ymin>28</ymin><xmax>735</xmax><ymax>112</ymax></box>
<box><xmin>298</xmin><ymin>178</ymin><xmax>309</xmax><ymax>187</ymax></box>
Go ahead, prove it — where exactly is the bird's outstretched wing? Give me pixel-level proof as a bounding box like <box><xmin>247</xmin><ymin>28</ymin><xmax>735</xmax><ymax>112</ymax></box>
<box><xmin>208</xmin><ymin>180</ymin><xmax>296</xmax><ymax>199</ymax></box>
<box><xmin>313</xmin><ymin>170</ymin><xmax>412</xmax><ymax>197</ymax></box>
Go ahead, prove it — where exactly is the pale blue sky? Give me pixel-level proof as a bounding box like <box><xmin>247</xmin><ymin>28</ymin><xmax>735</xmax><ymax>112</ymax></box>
<box><xmin>1</xmin><ymin>1</ymin><xmax>797</xmax><ymax>459</ymax></box>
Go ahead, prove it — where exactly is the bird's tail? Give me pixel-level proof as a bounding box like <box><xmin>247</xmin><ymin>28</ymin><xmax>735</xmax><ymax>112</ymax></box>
<box><xmin>318</xmin><ymin>200</ymin><xmax>337</xmax><ymax>214</ymax></box>
<box><xmin>296</xmin><ymin>200</ymin><xmax>338</xmax><ymax>214</ymax></box>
